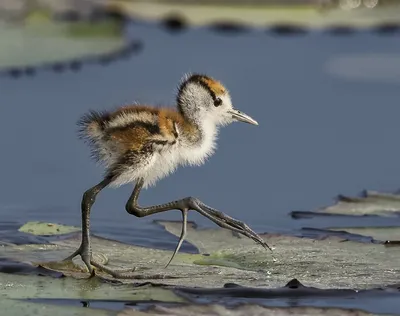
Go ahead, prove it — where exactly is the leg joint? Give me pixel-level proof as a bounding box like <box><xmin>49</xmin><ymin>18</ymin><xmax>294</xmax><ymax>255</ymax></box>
<box><xmin>82</xmin><ymin>188</ymin><xmax>97</xmax><ymax>207</ymax></box>
<box><xmin>184</xmin><ymin>196</ymin><xmax>200</xmax><ymax>208</ymax></box>
<box><xmin>126</xmin><ymin>203</ymin><xmax>145</xmax><ymax>217</ymax></box>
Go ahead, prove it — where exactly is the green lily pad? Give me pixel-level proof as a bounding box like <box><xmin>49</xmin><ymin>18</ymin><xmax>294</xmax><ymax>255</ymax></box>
<box><xmin>110</xmin><ymin>1</ymin><xmax>400</xmax><ymax>28</ymax></box>
<box><xmin>0</xmin><ymin>18</ymin><xmax>125</xmax><ymax>70</ymax></box>
<box><xmin>2</xmin><ymin>220</ymin><xmax>400</xmax><ymax>314</ymax></box>
<box><xmin>292</xmin><ymin>191</ymin><xmax>400</xmax><ymax>218</ymax></box>
<box><xmin>1</xmin><ymin>220</ymin><xmax>399</xmax><ymax>290</ymax></box>
<box><xmin>18</xmin><ymin>221</ymin><xmax>80</xmax><ymax>236</ymax></box>
<box><xmin>0</xmin><ymin>271</ymin><xmax>185</xmax><ymax>316</ymax></box>
<box><xmin>0</xmin><ymin>297</ymin><xmax>111</xmax><ymax>316</ymax></box>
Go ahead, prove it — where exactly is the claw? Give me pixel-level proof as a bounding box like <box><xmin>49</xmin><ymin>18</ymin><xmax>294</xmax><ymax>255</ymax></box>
<box><xmin>194</xmin><ymin>200</ymin><xmax>273</xmax><ymax>253</ymax></box>
<box><xmin>165</xmin><ymin>210</ymin><xmax>188</xmax><ymax>268</ymax></box>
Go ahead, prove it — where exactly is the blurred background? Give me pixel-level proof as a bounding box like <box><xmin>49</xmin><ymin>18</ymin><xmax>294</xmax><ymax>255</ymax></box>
<box><xmin>1</xmin><ymin>0</ymin><xmax>400</xmax><ymax>250</ymax></box>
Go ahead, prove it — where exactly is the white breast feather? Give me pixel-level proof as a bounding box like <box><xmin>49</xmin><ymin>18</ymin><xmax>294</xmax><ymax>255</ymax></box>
<box><xmin>179</xmin><ymin>120</ymin><xmax>218</xmax><ymax>167</ymax></box>
<box><xmin>110</xmin><ymin>120</ymin><xmax>218</xmax><ymax>188</ymax></box>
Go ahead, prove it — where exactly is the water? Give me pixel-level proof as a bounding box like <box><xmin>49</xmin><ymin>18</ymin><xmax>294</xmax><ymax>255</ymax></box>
<box><xmin>1</xmin><ymin>22</ymin><xmax>400</xmax><ymax>250</ymax></box>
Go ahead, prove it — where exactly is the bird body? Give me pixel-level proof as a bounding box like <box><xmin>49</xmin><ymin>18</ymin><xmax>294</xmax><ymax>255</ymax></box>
<box><xmin>78</xmin><ymin>74</ymin><xmax>256</xmax><ymax>188</ymax></box>
<box><xmin>64</xmin><ymin>73</ymin><xmax>270</xmax><ymax>278</ymax></box>
<box><xmin>79</xmin><ymin>105</ymin><xmax>215</xmax><ymax>188</ymax></box>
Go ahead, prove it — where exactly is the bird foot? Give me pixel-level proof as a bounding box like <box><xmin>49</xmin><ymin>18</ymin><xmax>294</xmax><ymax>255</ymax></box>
<box><xmin>63</xmin><ymin>243</ymin><xmax>96</xmax><ymax>276</ymax></box>
<box><xmin>63</xmin><ymin>244</ymin><xmax>137</xmax><ymax>278</ymax></box>
<box><xmin>193</xmin><ymin>198</ymin><xmax>273</xmax><ymax>252</ymax></box>
<box><xmin>163</xmin><ymin>198</ymin><xmax>274</xmax><ymax>268</ymax></box>
<box><xmin>90</xmin><ymin>260</ymin><xmax>138</xmax><ymax>278</ymax></box>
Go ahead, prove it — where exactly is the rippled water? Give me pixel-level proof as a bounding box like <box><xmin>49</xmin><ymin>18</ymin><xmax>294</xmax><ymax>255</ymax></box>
<box><xmin>1</xmin><ymin>21</ymin><xmax>400</xmax><ymax>249</ymax></box>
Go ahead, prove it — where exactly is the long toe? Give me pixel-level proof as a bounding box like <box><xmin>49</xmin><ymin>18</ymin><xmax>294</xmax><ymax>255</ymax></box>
<box><xmin>62</xmin><ymin>246</ymin><xmax>82</xmax><ymax>262</ymax></box>
<box><xmin>81</xmin><ymin>252</ymin><xmax>94</xmax><ymax>275</ymax></box>
<box><xmin>193</xmin><ymin>200</ymin><xmax>273</xmax><ymax>252</ymax></box>
<box><xmin>90</xmin><ymin>259</ymin><xmax>138</xmax><ymax>278</ymax></box>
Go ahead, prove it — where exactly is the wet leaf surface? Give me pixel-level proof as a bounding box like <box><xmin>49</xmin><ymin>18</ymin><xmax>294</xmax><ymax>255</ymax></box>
<box><xmin>327</xmin><ymin>227</ymin><xmax>400</xmax><ymax>244</ymax></box>
<box><xmin>291</xmin><ymin>191</ymin><xmax>400</xmax><ymax>219</ymax></box>
<box><xmin>0</xmin><ymin>220</ymin><xmax>399</xmax><ymax>289</ymax></box>
<box><xmin>0</xmin><ymin>271</ymin><xmax>185</xmax><ymax>315</ymax></box>
<box><xmin>119</xmin><ymin>303</ymin><xmax>380</xmax><ymax>316</ymax></box>
<box><xmin>1</xmin><ymin>219</ymin><xmax>400</xmax><ymax>314</ymax></box>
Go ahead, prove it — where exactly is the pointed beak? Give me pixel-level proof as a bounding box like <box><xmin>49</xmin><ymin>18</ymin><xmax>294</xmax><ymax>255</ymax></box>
<box><xmin>228</xmin><ymin>108</ymin><xmax>258</xmax><ymax>126</ymax></box>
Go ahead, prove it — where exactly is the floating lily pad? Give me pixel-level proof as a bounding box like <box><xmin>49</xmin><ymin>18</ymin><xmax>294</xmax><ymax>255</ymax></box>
<box><xmin>0</xmin><ymin>271</ymin><xmax>185</xmax><ymax>316</ymax></box>
<box><xmin>0</xmin><ymin>18</ymin><xmax>126</xmax><ymax>70</ymax></box>
<box><xmin>0</xmin><ymin>297</ymin><xmax>111</xmax><ymax>316</ymax></box>
<box><xmin>118</xmin><ymin>304</ymin><xmax>379</xmax><ymax>316</ymax></box>
<box><xmin>291</xmin><ymin>190</ymin><xmax>400</xmax><ymax>219</ymax></box>
<box><xmin>18</xmin><ymin>221</ymin><xmax>80</xmax><ymax>236</ymax></box>
<box><xmin>0</xmin><ymin>220</ymin><xmax>399</xmax><ymax>290</ymax></box>
<box><xmin>2</xmin><ymin>221</ymin><xmax>400</xmax><ymax>314</ymax></box>
<box><xmin>327</xmin><ymin>226</ymin><xmax>400</xmax><ymax>243</ymax></box>
<box><xmin>109</xmin><ymin>1</ymin><xmax>400</xmax><ymax>29</ymax></box>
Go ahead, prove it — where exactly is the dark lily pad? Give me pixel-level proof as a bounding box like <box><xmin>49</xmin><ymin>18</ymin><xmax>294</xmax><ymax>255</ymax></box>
<box><xmin>119</xmin><ymin>304</ymin><xmax>379</xmax><ymax>316</ymax></box>
<box><xmin>291</xmin><ymin>190</ymin><xmax>400</xmax><ymax>219</ymax></box>
<box><xmin>0</xmin><ymin>258</ymin><xmax>64</xmax><ymax>277</ymax></box>
<box><xmin>327</xmin><ymin>226</ymin><xmax>400</xmax><ymax>244</ymax></box>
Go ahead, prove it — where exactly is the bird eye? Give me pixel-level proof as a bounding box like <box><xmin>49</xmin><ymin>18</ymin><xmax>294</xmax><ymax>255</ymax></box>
<box><xmin>214</xmin><ymin>97</ymin><xmax>222</xmax><ymax>107</ymax></box>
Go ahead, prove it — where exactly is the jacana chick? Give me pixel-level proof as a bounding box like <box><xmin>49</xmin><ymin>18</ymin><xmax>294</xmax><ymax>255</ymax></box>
<box><xmin>64</xmin><ymin>73</ymin><xmax>271</xmax><ymax>278</ymax></box>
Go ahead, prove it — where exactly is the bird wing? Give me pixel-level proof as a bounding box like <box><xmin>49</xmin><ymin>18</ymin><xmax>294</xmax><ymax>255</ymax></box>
<box><xmin>107</xmin><ymin>118</ymin><xmax>178</xmax><ymax>153</ymax></box>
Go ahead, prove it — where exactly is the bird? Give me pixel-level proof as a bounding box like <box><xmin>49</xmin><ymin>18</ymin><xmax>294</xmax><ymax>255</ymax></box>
<box><xmin>63</xmin><ymin>73</ymin><xmax>272</xmax><ymax>278</ymax></box>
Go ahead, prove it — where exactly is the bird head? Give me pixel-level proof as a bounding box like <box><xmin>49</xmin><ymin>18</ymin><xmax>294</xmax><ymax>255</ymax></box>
<box><xmin>177</xmin><ymin>73</ymin><xmax>258</xmax><ymax>127</ymax></box>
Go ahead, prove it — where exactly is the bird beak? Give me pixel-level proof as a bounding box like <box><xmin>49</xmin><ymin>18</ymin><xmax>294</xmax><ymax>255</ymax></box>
<box><xmin>229</xmin><ymin>109</ymin><xmax>258</xmax><ymax>126</ymax></box>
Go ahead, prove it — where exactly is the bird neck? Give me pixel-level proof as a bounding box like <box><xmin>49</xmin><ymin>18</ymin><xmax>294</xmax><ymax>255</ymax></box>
<box><xmin>179</xmin><ymin>109</ymin><xmax>218</xmax><ymax>147</ymax></box>
<box><xmin>177</xmin><ymin>112</ymin><xmax>219</xmax><ymax>166</ymax></box>
<box><xmin>193</xmin><ymin>117</ymin><xmax>219</xmax><ymax>150</ymax></box>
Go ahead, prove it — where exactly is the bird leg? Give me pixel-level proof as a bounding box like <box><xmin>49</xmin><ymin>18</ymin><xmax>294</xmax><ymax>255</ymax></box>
<box><xmin>62</xmin><ymin>177</ymin><xmax>115</xmax><ymax>276</ymax></box>
<box><xmin>125</xmin><ymin>178</ymin><xmax>273</xmax><ymax>268</ymax></box>
<box><xmin>63</xmin><ymin>175</ymin><xmax>272</xmax><ymax>279</ymax></box>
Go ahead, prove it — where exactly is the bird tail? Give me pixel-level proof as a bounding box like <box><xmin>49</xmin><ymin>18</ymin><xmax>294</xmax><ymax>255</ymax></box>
<box><xmin>77</xmin><ymin>110</ymin><xmax>110</xmax><ymax>164</ymax></box>
<box><xmin>77</xmin><ymin>110</ymin><xmax>107</xmax><ymax>141</ymax></box>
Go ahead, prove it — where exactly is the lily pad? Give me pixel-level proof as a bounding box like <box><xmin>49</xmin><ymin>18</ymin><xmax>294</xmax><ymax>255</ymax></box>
<box><xmin>2</xmin><ymin>221</ymin><xmax>400</xmax><ymax>314</ymax></box>
<box><xmin>291</xmin><ymin>190</ymin><xmax>400</xmax><ymax>219</ymax></box>
<box><xmin>0</xmin><ymin>297</ymin><xmax>111</xmax><ymax>316</ymax></box>
<box><xmin>18</xmin><ymin>221</ymin><xmax>80</xmax><ymax>236</ymax></box>
<box><xmin>118</xmin><ymin>304</ymin><xmax>379</xmax><ymax>316</ymax></box>
<box><xmin>327</xmin><ymin>226</ymin><xmax>400</xmax><ymax>243</ymax></box>
<box><xmin>109</xmin><ymin>1</ymin><xmax>400</xmax><ymax>29</ymax></box>
<box><xmin>0</xmin><ymin>17</ymin><xmax>128</xmax><ymax>71</ymax></box>
<box><xmin>0</xmin><ymin>271</ymin><xmax>185</xmax><ymax>316</ymax></box>
<box><xmin>0</xmin><ymin>220</ymin><xmax>399</xmax><ymax>290</ymax></box>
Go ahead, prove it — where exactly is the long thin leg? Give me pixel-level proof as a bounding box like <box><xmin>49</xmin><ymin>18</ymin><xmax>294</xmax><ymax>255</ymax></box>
<box><xmin>125</xmin><ymin>178</ymin><xmax>272</xmax><ymax>268</ymax></box>
<box><xmin>63</xmin><ymin>177</ymin><xmax>113</xmax><ymax>276</ymax></box>
<box><xmin>64</xmin><ymin>176</ymin><xmax>272</xmax><ymax>279</ymax></box>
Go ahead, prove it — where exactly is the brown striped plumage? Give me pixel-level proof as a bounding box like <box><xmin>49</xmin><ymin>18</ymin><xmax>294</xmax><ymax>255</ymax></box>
<box><xmin>80</xmin><ymin>106</ymin><xmax>194</xmax><ymax>152</ymax></box>
<box><xmin>78</xmin><ymin>104</ymin><xmax>203</xmax><ymax>186</ymax></box>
